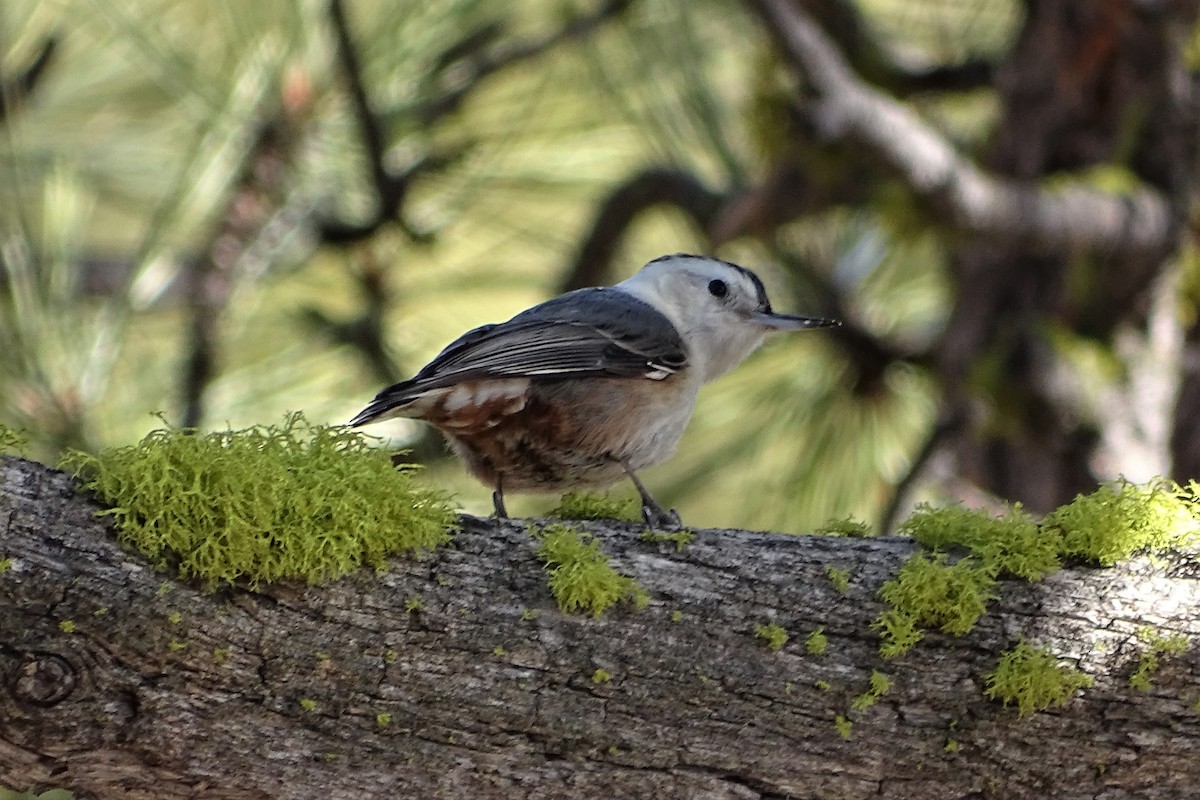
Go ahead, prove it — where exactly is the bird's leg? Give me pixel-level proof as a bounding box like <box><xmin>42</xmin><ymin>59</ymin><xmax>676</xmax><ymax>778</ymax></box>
<box><xmin>492</xmin><ymin>475</ymin><xmax>509</xmax><ymax>519</ymax></box>
<box><xmin>620</xmin><ymin>460</ymin><xmax>682</xmax><ymax>531</ymax></box>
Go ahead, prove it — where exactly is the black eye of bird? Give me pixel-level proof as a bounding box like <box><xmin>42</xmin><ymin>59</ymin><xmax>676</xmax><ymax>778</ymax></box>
<box><xmin>707</xmin><ymin>279</ymin><xmax>728</xmax><ymax>299</ymax></box>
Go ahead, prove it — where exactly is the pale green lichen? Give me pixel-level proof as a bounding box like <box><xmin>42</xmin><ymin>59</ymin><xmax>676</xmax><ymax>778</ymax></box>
<box><xmin>834</xmin><ymin>715</ymin><xmax>853</xmax><ymax>740</ymax></box>
<box><xmin>900</xmin><ymin>502</ymin><xmax>1059</xmax><ymax>580</ymax></box>
<box><xmin>874</xmin><ymin>553</ymin><xmax>995</xmax><ymax>659</ymax></box>
<box><xmin>806</xmin><ymin>626</ymin><xmax>828</xmax><ymax>655</ymax></box>
<box><xmin>984</xmin><ymin>641</ymin><xmax>1092</xmax><ymax>717</ymax></box>
<box><xmin>1044</xmin><ymin>479</ymin><xmax>1199</xmax><ymax>566</ymax></box>
<box><xmin>639</xmin><ymin>528</ymin><xmax>695</xmax><ymax>551</ymax></box>
<box><xmin>755</xmin><ymin>623</ymin><xmax>789</xmax><ymax>651</ymax></box>
<box><xmin>534</xmin><ymin>524</ymin><xmax>648</xmax><ymax>617</ymax></box>
<box><xmin>1129</xmin><ymin>627</ymin><xmax>1189</xmax><ymax>691</ymax></box>
<box><xmin>850</xmin><ymin>670</ymin><xmax>892</xmax><ymax>712</ymax></box>
<box><xmin>549</xmin><ymin>490</ymin><xmax>639</xmax><ymax>522</ymax></box>
<box><xmin>825</xmin><ymin>566</ymin><xmax>851</xmax><ymax>593</ymax></box>
<box><xmin>0</xmin><ymin>422</ymin><xmax>28</xmax><ymax>456</ymax></box>
<box><xmin>60</xmin><ymin>413</ymin><xmax>457</xmax><ymax>589</ymax></box>
<box><xmin>592</xmin><ymin>668</ymin><xmax>613</xmax><ymax>684</ymax></box>
<box><xmin>815</xmin><ymin>516</ymin><xmax>873</xmax><ymax>537</ymax></box>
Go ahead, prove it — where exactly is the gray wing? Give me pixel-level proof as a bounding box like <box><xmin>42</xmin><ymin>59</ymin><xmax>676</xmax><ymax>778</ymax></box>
<box><xmin>349</xmin><ymin>287</ymin><xmax>687</xmax><ymax>425</ymax></box>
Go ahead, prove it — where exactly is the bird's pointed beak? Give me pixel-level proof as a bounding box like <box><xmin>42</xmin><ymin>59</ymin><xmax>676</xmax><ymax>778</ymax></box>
<box><xmin>752</xmin><ymin>312</ymin><xmax>840</xmax><ymax>331</ymax></box>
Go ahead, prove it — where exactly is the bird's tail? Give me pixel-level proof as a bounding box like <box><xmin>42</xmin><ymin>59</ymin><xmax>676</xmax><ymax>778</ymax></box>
<box><xmin>348</xmin><ymin>382</ymin><xmax>421</xmax><ymax>427</ymax></box>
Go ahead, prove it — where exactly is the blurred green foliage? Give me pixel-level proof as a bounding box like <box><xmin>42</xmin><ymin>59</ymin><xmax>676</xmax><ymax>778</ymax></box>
<box><xmin>0</xmin><ymin>0</ymin><xmax>1021</xmax><ymax>532</ymax></box>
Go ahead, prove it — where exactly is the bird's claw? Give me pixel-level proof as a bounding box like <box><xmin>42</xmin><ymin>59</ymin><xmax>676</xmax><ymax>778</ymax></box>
<box><xmin>642</xmin><ymin>504</ymin><xmax>683</xmax><ymax>531</ymax></box>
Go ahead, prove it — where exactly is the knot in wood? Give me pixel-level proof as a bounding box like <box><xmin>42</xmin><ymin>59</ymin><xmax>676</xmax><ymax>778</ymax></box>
<box><xmin>8</xmin><ymin>652</ymin><xmax>77</xmax><ymax>708</ymax></box>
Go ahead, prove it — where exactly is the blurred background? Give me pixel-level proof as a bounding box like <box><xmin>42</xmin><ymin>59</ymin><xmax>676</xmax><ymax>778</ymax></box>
<box><xmin>2</xmin><ymin>0</ymin><xmax>1197</xmax><ymax>533</ymax></box>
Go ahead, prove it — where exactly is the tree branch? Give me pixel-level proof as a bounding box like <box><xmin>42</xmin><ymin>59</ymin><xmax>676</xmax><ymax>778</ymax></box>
<box><xmin>561</xmin><ymin>167</ymin><xmax>724</xmax><ymax>292</ymax></box>
<box><xmin>3</xmin><ymin>456</ymin><xmax>1200</xmax><ymax>798</ymax></box>
<box><xmin>0</xmin><ymin>35</ymin><xmax>58</xmax><ymax>122</ymax></box>
<box><xmin>746</xmin><ymin>0</ymin><xmax>1175</xmax><ymax>258</ymax></box>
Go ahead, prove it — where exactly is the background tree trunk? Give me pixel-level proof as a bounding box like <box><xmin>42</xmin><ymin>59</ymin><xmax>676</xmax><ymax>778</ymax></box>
<box><xmin>2</xmin><ymin>455</ymin><xmax>1199</xmax><ymax>799</ymax></box>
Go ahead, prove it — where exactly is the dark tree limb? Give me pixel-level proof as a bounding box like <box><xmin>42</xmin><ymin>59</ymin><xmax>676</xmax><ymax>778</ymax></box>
<box><xmin>318</xmin><ymin>0</ymin><xmax>632</xmax><ymax>245</ymax></box>
<box><xmin>0</xmin><ymin>35</ymin><xmax>58</xmax><ymax>123</ymax></box>
<box><xmin>746</xmin><ymin>0</ymin><xmax>1174</xmax><ymax>259</ymax></box>
<box><xmin>561</xmin><ymin>167</ymin><xmax>724</xmax><ymax>292</ymax></box>
<box><xmin>417</xmin><ymin>0</ymin><xmax>632</xmax><ymax>128</ymax></box>
<box><xmin>3</xmin><ymin>456</ymin><xmax>1200</xmax><ymax>799</ymax></box>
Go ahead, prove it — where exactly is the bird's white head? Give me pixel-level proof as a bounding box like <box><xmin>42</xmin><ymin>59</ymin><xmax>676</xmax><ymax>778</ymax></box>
<box><xmin>616</xmin><ymin>254</ymin><xmax>838</xmax><ymax>383</ymax></box>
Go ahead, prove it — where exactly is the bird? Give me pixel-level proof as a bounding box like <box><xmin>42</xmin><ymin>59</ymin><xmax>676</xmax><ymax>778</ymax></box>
<box><xmin>349</xmin><ymin>253</ymin><xmax>838</xmax><ymax>529</ymax></box>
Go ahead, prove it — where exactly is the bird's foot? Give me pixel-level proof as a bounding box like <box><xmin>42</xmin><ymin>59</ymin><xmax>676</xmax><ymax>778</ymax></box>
<box><xmin>642</xmin><ymin>504</ymin><xmax>683</xmax><ymax>532</ymax></box>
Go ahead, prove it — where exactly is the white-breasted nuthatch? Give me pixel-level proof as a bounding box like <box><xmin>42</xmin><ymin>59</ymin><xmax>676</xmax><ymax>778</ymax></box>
<box><xmin>350</xmin><ymin>253</ymin><xmax>838</xmax><ymax>528</ymax></box>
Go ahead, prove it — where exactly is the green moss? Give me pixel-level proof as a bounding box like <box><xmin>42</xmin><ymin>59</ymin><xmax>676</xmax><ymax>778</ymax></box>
<box><xmin>213</xmin><ymin>647</ymin><xmax>230</xmax><ymax>664</ymax></box>
<box><xmin>0</xmin><ymin>790</ymin><xmax>74</xmax><ymax>800</ymax></box>
<box><xmin>0</xmin><ymin>558</ymin><xmax>11</xmax><ymax>573</ymax></box>
<box><xmin>592</xmin><ymin>668</ymin><xmax>613</xmax><ymax>684</ymax></box>
<box><xmin>815</xmin><ymin>516</ymin><xmax>873</xmax><ymax>537</ymax></box>
<box><xmin>1044</xmin><ymin>479</ymin><xmax>1199</xmax><ymax>566</ymax></box>
<box><xmin>824</xmin><ymin>566</ymin><xmax>851</xmax><ymax>593</ymax></box>
<box><xmin>299</xmin><ymin>697</ymin><xmax>318</xmax><ymax>712</ymax></box>
<box><xmin>944</xmin><ymin>738</ymin><xmax>960</xmax><ymax>753</ymax></box>
<box><xmin>93</xmin><ymin>607</ymin><xmax>108</xmax><ymax>617</ymax></box>
<box><xmin>850</xmin><ymin>670</ymin><xmax>892</xmax><ymax>712</ymax></box>
<box><xmin>755</xmin><ymin>623</ymin><xmax>789</xmax><ymax>651</ymax></box>
<box><xmin>376</xmin><ymin>712</ymin><xmax>392</xmax><ymax>728</ymax></box>
<box><xmin>166</xmin><ymin>611</ymin><xmax>182</xmax><ymax>624</ymax></box>
<box><xmin>549</xmin><ymin>490</ymin><xmax>639</xmax><ymax>522</ymax></box>
<box><xmin>814</xmin><ymin>679</ymin><xmax>832</xmax><ymax>692</ymax></box>
<box><xmin>492</xmin><ymin>645</ymin><xmax>506</xmax><ymax>656</ymax></box>
<box><xmin>534</xmin><ymin>524</ymin><xmax>648</xmax><ymax>617</ymax></box>
<box><xmin>405</xmin><ymin>596</ymin><xmax>423</xmax><ymax>613</ymax></box>
<box><xmin>167</xmin><ymin>640</ymin><xmax>186</xmax><ymax>651</ymax></box>
<box><xmin>874</xmin><ymin>553</ymin><xmax>995</xmax><ymax>659</ymax></box>
<box><xmin>383</xmin><ymin>649</ymin><xmax>399</xmax><ymax>664</ymax></box>
<box><xmin>900</xmin><ymin>502</ymin><xmax>1059</xmax><ymax>580</ymax></box>
<box><xmin>639</xmin><ymin>528</ymin><xmax>695</xmax><ymax>551</ymax></box>
<box><xmin>1129</xmin><ymin>627</ymin><xmax>1189</xmax><ymax>691</ymax></box>
<box><xmin>60</xmin><ymin>413</ymin><xmax>457</xmax><ymax>589</ymax></box>
<box><xmin>834</xmin><ymin>715</ymin><xmax>853</xmax><ymax>740</ymax></box>
<box><xmin>58</xmin><ymin>620</ymin><xmax>75</xmax><ymax>633</ymax></box>
<box><xmin>984</xmin><ymin>641</ymin><xmax>1092</xmax><ymax>717</ymax></box>
<box><xmin>805</xmin><ymin>626</ymin><xmax>828</xmax><ymax>655</ymax></box>
<box><xmin>670</xmin><ymin>609</ymin><xmax>684</xmax><ymax>622</ymax></box>
<box><xmin>520</xmin><ymin>608</ymin><xmax>538</xmax><ymax>621</ymax></box>
<box><xmin>0</xmin><ymin>422</ymin><xmax>28</xmax><ymax>456</ymax></box>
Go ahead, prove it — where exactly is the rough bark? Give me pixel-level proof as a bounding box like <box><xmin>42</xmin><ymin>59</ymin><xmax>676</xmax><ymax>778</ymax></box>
<box><xmin>2</xmin><ymin>455</ymin><xmax>1199</xmax><ymax>800</ymax></box>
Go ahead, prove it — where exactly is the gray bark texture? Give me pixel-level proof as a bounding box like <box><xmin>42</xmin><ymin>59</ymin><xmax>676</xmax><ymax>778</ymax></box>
<box><xmin>2</xmin><ymin>455</ymin><xmax>1199</xmax><ymax>799</ymax></box>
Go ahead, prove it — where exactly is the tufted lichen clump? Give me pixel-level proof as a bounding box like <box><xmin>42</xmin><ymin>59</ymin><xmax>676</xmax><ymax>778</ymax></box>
<box><xmin>60</xmin><ymin>413</ymin><xmax>456</xmax><ymax>589</ymax></box>
<box><xmin>984</xmin><ymin>641</ymin><xmax>1092</xmax><ymax>717</ymax></box>
<box><xmin>755</xmin><ymin>623</ymin><xmax>789</xmax><ymax>651</ymax></box>
<box><xmin>1044</xmin><ymin>479</ymin><xmax>1199</xmax><ymax>566</ymax></box>
<box><xmin>1129</xmin><ymin>627</ymin><xmax>1189</xmax><ymax>691</ymax></box>
<box><xmin>874</xmin><ymin>553</ymin><xmax>995</xmax><ymax>659</ymax></box>
<box><xmin>549</xmin><ymin>490</ymin><xmax>640</xmax><ymax>522</ymax></box>
<box><xmin>900</xmin><ymin>502</ymin><xmax>1060</xmax><ymax>580</ymax></box>
<box><xmin>534</xmin><ymin>524</ymin><xmax>648</xmax><ymax>617</ymax></box>
<box><xmin>0</xmin><ymin>423</ymin><xmax>28</xmax><ymax>456</ymax></box>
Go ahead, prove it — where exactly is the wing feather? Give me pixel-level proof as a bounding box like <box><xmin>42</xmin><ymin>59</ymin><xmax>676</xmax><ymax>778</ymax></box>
<box><xmin>350</xmin><ymin>287</ymin><xmax>687</xmax><ymax>425</ymax></box>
